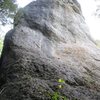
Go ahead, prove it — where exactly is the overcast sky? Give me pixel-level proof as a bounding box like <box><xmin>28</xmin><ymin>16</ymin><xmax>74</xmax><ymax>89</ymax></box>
<box><xmin>17</xmin><ymin>0</ymin><xmax>34</xmax><ymax>7</ymax></box>
<box><xmin>78</xmin><ymin>0</ymin><xmax>100</xmax><ymax>40</ymax></box>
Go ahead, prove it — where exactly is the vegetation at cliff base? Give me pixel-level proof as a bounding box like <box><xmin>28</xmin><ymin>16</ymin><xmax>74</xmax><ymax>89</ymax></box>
<box><xmin>0</xmin><ymin>38</ymin><xmax>3</xmax><ymax>55</ymax></box>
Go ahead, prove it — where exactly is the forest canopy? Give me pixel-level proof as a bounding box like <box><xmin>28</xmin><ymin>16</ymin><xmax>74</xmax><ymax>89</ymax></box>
<box><xmin>0</xmin><ymin>0</ymin><xmax>17</xmax><ymax>25</ymax></box>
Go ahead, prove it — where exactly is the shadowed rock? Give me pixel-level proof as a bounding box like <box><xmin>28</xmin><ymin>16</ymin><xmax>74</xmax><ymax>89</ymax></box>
<box><xmin>0</xmin><ymin>0</ymin><xmax>100</xmax><ymax>100</ymax></box>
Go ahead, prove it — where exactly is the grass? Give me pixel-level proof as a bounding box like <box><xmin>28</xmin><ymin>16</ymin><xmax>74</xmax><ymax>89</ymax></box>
<box><xmin>51</xmin><ymin>92</ymin><xmax>68</xmax><ymax>100</ymax></box>
<box><xmin>0</xmin><ymin>39</ymin><xmax>3</xmax><ymax>55</ymax></box>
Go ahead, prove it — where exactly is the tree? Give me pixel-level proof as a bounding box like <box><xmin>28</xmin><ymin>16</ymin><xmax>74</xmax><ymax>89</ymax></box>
<box><xmin>0</xmin><ymin>0</ymin><xmax>17</xmax><ymax>25</ymax></box>
<box><xmin>94</xmin><ymin>0</ymin><xmax>100</xmax><ymax>17</ymax></box>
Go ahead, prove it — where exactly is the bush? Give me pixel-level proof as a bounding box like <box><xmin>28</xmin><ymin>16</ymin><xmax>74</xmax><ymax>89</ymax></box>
<box><xmin>0</xmin><ymin>39</ymin><xmax>3</xmax><ymax>55</ymax></box>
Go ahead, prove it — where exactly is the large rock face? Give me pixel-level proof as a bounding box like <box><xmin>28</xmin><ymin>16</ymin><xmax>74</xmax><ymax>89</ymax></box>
<box><xmin>0</xmin><ymin>0</ymin><xmax>100</xmax><ymax>99</ymax></box>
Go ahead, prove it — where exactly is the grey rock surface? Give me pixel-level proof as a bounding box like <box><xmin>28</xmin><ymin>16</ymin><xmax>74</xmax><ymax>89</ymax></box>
<box><xmin>0</xmin><ymin>0</ymin><xmax>100</xmax><ymax>100</ymax></box>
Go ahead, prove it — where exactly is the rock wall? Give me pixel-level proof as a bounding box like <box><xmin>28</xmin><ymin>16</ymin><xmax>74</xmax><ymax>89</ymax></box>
<box><xmin>0</xmin><ymin>0</ymin><xmax>100</xmax><ymax>100</ymax></box>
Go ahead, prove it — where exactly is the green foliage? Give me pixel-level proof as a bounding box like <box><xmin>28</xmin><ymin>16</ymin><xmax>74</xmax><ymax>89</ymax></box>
<box><xmin>0</xmin><ymin>39</ymin><xmax>3</xmax><ymax>55</ymax></box>
<box><xmin>0</xmin><ymin>0</ymin><xmax>18</xmax><ymax>25</ymax></box>
<box><xmin>58</xmin><ymin>79</ymin><xmax>65</xmax><ymax>83</ymax></box>
<box><xmin>51</xmin><ymin>92</ymin><xmax>68</xmax><ymax>100</ymax></box>
<box><xmin>49</xmin><ymin>79</ymin><xmax>69</xmax><ymax>100</ymax></box>
<box><xmin>14</xmin><ymin>8</ymin><xmax>23</xmax><ymax>26</ymax></box>
<box><xmin>0</xmin><ymin>0</ymin><xmax>17</xmax><ymax>12</ymax></box>
<box><xmin>58</xmin><ymin>79</ymin><xmax>65</xmax><ymax>89</ymax></box>
<box><xmin>49</xmin><ymin>79</ymin><xmax>78</xmax><ymax>100</ymax></box>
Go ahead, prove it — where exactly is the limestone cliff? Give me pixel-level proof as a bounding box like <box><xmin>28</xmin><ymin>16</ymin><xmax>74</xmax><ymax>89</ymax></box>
<box><xmin>0</xmin><ymin>0</ymin><xmax>100</xmax><ymax>100</ymax></box>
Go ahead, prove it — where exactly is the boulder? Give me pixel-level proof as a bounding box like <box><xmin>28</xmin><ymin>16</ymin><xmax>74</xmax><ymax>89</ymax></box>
<box><xmin>0</xmin><ymin>0</ymin><xmax>100</xmax><ymax>100</ymax></box>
